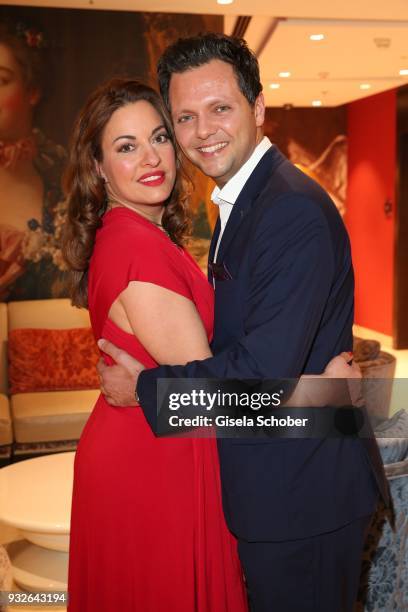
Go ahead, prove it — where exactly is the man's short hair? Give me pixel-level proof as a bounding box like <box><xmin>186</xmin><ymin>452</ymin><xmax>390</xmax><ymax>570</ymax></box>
<box><xmin>158</xmin><ymin>33</ymin><xmax>263</xmax><ymax>110</ymax></box>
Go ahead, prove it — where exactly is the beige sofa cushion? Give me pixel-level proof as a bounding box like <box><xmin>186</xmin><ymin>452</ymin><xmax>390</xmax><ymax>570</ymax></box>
<box><xmin>7</xmin><ymin>298</ymin><xmax>90</xmax><ymax>330</ymax></box>
<box><xmin>11</xmin><ymin>389</ymin><xmax>99</xmax><ymax>443</ymax></box>
<box><xmin>0</xmin><ymin>303</ymin><xmax>7</xmax><ymax>395</ymax></box>
<box><xmin>0</xmin><ymin>394</ymin><xmax>12</xmax><ymax>446</ymax></box>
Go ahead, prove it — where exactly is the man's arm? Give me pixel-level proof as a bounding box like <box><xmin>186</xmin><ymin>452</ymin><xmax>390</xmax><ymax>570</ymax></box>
<box><xmin>99</xmin><ymin>195</ymin><xmax>346</xmax><ymax>431</ymax></box>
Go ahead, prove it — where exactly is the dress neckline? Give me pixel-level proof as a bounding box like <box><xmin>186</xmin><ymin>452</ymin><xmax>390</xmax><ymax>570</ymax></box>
<box><xmin>103</xmin><ymin>206</ymin><xmax>181</xmax><ymax>248</ymax></box>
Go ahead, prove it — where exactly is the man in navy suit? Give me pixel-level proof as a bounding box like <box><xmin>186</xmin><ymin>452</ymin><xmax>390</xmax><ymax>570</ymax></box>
<box><xmin>98</xmin><ymin>34</ymin><xmax>386</xmax><ymax>611</ymax></box>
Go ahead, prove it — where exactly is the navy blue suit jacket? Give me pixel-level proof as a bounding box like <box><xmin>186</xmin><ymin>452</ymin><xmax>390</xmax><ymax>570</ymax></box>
<box><xmin>138</xmin><ymin>146</ymin><xmax>386</xmax><ymax>542</ymax></box>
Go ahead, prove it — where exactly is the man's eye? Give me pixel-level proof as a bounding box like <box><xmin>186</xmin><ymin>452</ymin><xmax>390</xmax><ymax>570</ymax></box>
<box><xmin>177</xmin><ymin>115</ymin><xmax>192</xmax><ymax>124</ymax></box>
<box><xmin>215</xmin><ymin>105</ymin><xmax>230</xmax><ymax>113</ymax></box>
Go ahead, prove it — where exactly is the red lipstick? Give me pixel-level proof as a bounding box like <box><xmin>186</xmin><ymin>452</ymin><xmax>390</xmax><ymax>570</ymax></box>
<box><xmin>138</xmin><ymin>171</ymin><xmax>165</xmax><ymax>187</ymax></box>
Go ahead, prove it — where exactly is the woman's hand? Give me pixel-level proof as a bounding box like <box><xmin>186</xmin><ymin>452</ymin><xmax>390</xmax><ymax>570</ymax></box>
<box><xmin>290</xmin><ymin>353</ymin><xmax>362</xmax><ymax>407</ymax></box>
<box><xmin>322</xmin><ymin>352</ymin><xmax>361</xmax><ymax>379</ymax></box>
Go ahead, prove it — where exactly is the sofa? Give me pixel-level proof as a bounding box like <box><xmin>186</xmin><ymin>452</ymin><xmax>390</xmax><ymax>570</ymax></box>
<box><xmin>0</xmin><ymin>304</ymin><xmax>12</xmax><ymax>462</ymax></box>
<box><xmin>0</xmin><ymin>299</ymin><xmax>99</xmax><ymax>459</ymax></box>
<box><xmin>353</xmin><ymin>337</ymin><xmax>397</xmax><ymax>421</ymax></box>
<box><xmin>357</xmin><ymin>409</ymin><xmax>408</xmax><ymax>611</ymax></box>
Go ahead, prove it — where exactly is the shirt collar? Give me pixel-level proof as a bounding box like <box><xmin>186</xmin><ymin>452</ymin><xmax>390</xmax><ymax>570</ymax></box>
<box><xmin>211</xmin><ymin>136</ymin><xmax>273</xmax><ymax>207</ymax></box>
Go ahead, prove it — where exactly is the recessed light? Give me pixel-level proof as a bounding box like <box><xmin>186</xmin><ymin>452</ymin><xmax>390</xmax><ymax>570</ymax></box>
<box><xmin>279</xmin><ymin>71</ymin><xmax>291</xmax><ymax>78</ymax></box>
<box><xmin>312</xmin><ymin>100</ymin><xmax>322</xmax><ymax>107</ymax></box>
<box><xmin>310</xmin><ymin>34</ymin><xmax>325</xmax><ymax>41</ymax></box>
<box><xmin>269</xmin><ymin>83</ymin><xmax>280</xmax><ymax>89</ymax></box>
<box><xmin>217</xmin><ymin>0</ymin><xmax>234</xmax><ymax>4</ymax></box>
<box><xmin>373</xmin><ymin>37</ymin><xmax>391</xmax><ymax>48</ymax></box>
<box><xmin>360</xmin><ymin>84</ymin><xmax>371</xmax><ymax>90</ymax></box>
<box><xmin>400</xmin><ymin>69</ymin><xmax>408</xmax><ymax>76</ymax></box>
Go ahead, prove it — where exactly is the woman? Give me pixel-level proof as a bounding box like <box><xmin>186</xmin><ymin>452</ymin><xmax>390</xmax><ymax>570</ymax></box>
<box><xmin>64</xmin><ymin>78</ymin><xmax>249</xmax><ymax>612</ymax></box>
<box><xmin>0</xmin><ymin>21</ymin><xmax>67</xmax><ymax>300</ymax></box>
<box><xmin>63</xmin><ymin>78</ymin><xmax>357</xmax><ymax>611</ymax></box>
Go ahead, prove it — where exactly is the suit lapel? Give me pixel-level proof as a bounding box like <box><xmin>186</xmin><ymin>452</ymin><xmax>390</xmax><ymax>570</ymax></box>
<box><xmin>209</xmin><ymin>217</ymin><xmax>221</xmax><ymax>263</ymax></box>
<box><xmin>214</xmin><ymin>147</ymin><xmax>284</xmax><ymax>264</ymax></box>
<box><xmin>208</xmin><ymin>217</ymin><xmax>221</xmax><ymax>282</ymax></box>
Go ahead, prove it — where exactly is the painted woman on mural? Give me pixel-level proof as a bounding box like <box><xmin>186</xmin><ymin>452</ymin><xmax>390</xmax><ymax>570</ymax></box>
<box><xmin>0</xmin><ymin>21</ymin><xmax>68</xmax><ymax>301</ymax></box>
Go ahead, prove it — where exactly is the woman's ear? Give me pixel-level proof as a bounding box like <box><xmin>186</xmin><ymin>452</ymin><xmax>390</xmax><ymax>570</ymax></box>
<box><xmin>94</xmin><ymin>160</ymin><xmax>107</xmax><ymax>183</ymax></box>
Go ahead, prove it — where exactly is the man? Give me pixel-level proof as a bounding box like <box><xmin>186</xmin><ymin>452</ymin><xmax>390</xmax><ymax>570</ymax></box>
<box><xmin>98</xmin><ymin>34</ymin><xmax>386</xmax><ymax>611</ymax></box>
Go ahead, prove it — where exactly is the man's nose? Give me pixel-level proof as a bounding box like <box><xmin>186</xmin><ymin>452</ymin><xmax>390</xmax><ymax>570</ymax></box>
<box><xmin>196</xmin><ymin>115</ymin><xmax>216</xmax><ymax>140</ymax></box>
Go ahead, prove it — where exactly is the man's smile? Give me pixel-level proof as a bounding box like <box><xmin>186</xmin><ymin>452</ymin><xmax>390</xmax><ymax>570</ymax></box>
<box><xmin>197</xmin><ymin>142</ymin><xmax>228</xmax><ymax>156</ymax></box>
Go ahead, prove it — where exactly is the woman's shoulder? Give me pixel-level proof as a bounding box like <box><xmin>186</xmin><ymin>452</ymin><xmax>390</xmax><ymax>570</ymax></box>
<box><xmin>89</xmin><ymin>208</ymin><xmax>194</xmax><ymax>299</ymax></box>
<box><xmin>93</xmin><ymin>208</ymin><xmax>182</xmax><ymax>266</ymax></box>
<box><xmin>97</xmin><ymin>208</ymin><xmax>158</xmax><ymax>245</ymax></box>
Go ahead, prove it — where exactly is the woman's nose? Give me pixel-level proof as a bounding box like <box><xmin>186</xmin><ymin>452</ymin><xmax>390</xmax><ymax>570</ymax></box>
<box><xmin>141</xmin><ymin>144</ymin><xmax>160</xmax><ymax>166</ymax></box>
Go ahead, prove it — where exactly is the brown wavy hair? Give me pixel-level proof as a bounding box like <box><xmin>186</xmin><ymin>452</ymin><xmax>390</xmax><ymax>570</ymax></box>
<box><xmin>63</xmin><ymin>77</ymin><xmax>191</xmax><ymax>308</ymax></box>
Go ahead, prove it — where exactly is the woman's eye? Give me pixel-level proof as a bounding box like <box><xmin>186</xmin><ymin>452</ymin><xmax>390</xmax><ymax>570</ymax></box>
<box><xmin>118</xmin><ymin>143</ymin><xmax>134</xmax><ymax>153</ymax></box>
<box><xmin>154</xmin><ymin>133</ymin><xmax>170</xmax><ymax>144</ymax></box>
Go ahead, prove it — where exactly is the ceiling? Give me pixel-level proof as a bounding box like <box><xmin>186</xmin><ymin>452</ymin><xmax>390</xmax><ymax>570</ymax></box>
<box><xmin>6</xmin><ymin>0</ymin><xmax>408</xmax><ymax>107</ymax></box>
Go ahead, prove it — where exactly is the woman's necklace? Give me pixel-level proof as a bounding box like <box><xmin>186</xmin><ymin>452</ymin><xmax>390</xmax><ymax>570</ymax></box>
<box><xmin>107</xmin><ymin>199</ymin><xmax>169</xmax><ymax>236</ymax></box>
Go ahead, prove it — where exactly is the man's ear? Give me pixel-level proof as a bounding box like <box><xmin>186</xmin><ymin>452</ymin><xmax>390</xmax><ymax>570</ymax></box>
<box><xmin>254</xmin><ymin>92</ymin><xmax>265</xmax><ymax>128</ymax></box>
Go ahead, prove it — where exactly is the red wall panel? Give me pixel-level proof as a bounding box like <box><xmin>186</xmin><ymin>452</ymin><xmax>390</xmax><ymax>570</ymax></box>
<box><xmin>346</xmin><ymin>90</ymin><xmax>396</xmax><ymax>336</ymax></box>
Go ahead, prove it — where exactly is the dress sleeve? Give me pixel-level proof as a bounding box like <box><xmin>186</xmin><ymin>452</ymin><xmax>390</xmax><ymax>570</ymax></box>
<box><xmin>90</xmin><ymin>222</ymin><xmax>193</xmax><ymax>330</ymax></box>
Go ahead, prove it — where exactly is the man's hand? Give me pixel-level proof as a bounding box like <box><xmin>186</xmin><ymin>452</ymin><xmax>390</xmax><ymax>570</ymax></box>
<box><xmin>97</xmin><ymin>339</ymin><xmax>145</xmax><ymax>407</ymax></box>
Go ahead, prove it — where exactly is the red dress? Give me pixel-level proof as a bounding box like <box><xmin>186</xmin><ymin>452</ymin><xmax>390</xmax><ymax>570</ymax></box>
<box><xmin>68</xmin><ymin>207</ymin><xmax>248</xmax><ymax>612</ymax></box>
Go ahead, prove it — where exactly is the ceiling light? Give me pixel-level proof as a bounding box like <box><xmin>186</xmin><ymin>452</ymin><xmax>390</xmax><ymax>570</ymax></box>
<box><xmin>374</xmin><ymin>37</ymin><xmax>391</xmax><ymax>48</ymax></box>
<box><xmin>279</xmin><ymin>71</ymin><xmax>291</xmax><ymax>78</ymax></box>
<box><xmin>400</xmin><ymin>69</ymin><xmax>408</xmax><ymax>76</ymax></box>
<box><xmin>217</xmin><ymin>0</ymin><xmax>234</xmax><ymax>4</ymax></box>
<box><xmin>360</xmin><ymin>84</ymin><xmax>371</xmax><ymax>90</ymax></box>
<box><xmin>269</xmin><ymin>83</ymin><xmax>280</xmax><ymax>89</ymax></box>
<box><xmin>312</xmin><ymin>100</ymin><xmax>322</xmax><ymax>107</ymax></box>
<box><xmin>310</xmin><ymin>34</ymin><xmax>325</xmax><ymax>41</ymax></box>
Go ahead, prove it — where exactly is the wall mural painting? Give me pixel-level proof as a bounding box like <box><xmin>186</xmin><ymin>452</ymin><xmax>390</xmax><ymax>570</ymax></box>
<box><xmin>0</xmin><ymin>6</ymin><xmax>221</xmax><ymax>301</ymax></box>
<box><xmin>264</xmin><ymin>107</ymin><xmax>347</xmax><ymax>216</ymax></box>
<box><xmin>0</xmin><ymin>6</ymin><xmax>347</xmax><ymax>303</ymax></box>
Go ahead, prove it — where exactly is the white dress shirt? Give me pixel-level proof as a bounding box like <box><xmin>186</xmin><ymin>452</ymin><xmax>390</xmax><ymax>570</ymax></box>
<box><xmin>211</xmin><ymin>136</ymin><xmax>273</xmax><ymax>262</ymax></box>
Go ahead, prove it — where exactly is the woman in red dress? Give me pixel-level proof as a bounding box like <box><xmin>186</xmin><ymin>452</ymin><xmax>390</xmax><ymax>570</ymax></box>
<box><xmin>63</xmin><ymin>78</ymin><xmax>249</xmax><ymax>612</ymax></box>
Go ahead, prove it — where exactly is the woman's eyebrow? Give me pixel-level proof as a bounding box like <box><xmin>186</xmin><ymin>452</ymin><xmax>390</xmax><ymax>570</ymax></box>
<box><xmin>151</xmin><ymin>124</ymin><xmax>166</xmax><ymax>135</ymax></box>
<box><xmin>112</xmin><ymin>135</ymin><xmax>136</xmax><ymax>144</ymax></box>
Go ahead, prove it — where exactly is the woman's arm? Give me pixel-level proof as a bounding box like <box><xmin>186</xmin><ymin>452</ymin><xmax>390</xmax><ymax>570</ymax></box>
<box><xmin>108</xmin><ymin>281</ymin><xmax>212</xmax><ymax>365</ymax></box>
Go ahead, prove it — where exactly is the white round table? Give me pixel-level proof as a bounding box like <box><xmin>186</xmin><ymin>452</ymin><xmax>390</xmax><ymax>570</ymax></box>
<box><xmin>0</xmin><ymin>452</ymin><xmax>74</xmax><ymax>592</ymax></box>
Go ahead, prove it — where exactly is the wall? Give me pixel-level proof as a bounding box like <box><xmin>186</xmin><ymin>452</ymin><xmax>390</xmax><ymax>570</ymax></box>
<box><xmin>346</xmin><ymin>89</ymin><xmax>396</xmax><ymax>336</ymax></box>
<box><xmin>264</xmin><ymin>106</ymin><xmax>347</xmax><ymax>214</ymax></box>
<box><xmin>0</xmin><ymin>6</ymin><xmax>221</xmax><ymax>299</ymax></box>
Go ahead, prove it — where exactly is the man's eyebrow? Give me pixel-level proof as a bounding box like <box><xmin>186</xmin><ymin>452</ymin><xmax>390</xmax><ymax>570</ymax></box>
<box><xmin>174</xmin><ymin>99</ymin><xmax>230</xmax><ymax>114</ymax></box>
